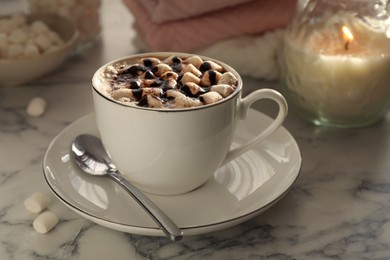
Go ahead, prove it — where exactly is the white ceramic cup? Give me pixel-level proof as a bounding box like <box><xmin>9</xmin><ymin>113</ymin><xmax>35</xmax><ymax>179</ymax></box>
<box><xmin>92</xmin><ymin>52</ymin><xmax>288</xmax><ymax>195</ymax></box>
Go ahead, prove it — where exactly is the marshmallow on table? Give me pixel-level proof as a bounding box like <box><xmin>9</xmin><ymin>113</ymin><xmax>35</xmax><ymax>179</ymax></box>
<box><xmin>33</xmin><ymin>211</ymin><xmax>59</xmax><ymax>234</ymax></box>
<box><xmin>27</xmin><ymin>97</ymin><xmax>47</xmax><ymax>117</ymax></box>
<box><xmin>24</xmin><ymin>191</ymin><xmax>51</xmax><ymax>213</ymax></box>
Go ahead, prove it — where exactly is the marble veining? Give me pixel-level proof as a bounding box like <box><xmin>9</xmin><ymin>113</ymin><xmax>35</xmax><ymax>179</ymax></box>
<box><xmin>1</xmin><ymin>1</ymin><xmax>390</xmax><ymax>259</ymax></box>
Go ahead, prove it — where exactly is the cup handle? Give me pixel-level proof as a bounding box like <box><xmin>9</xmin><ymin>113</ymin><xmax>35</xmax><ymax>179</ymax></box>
<box><xmin>222</xmin><ymin>89</ymin><xmax>288</xmax><ymax>165</ymax></box>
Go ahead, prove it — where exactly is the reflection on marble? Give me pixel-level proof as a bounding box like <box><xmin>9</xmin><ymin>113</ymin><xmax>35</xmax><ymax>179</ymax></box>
<box><xmin>1</xmin><ymin>1</ymin><xmax>390</xmax><ymax>259</ymax></box>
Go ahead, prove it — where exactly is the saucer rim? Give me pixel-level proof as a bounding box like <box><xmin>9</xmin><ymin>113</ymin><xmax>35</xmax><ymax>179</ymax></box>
<box><xmin>43</xmin><ymin>111</ymin><xmax>302</xmax><ymax>236</ymax></box>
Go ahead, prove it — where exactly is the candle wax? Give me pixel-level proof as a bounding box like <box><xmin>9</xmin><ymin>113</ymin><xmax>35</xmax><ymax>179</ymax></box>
<box><xmin>282</xmin><ymin>20</ymin><xmax>390</xmax><ymax>125</ymax></box>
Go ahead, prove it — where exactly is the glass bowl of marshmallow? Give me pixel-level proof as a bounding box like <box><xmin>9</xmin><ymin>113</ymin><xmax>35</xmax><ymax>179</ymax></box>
<box><xmin>0</xmin><ymin>14</ymin><xmax>79</xmax><ymax>86</ymax></box>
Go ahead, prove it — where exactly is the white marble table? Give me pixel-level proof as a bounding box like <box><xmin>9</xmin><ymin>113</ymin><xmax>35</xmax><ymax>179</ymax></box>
<box><xmin>1</xmin><ymin>1</ymin><xmax>390</xmax><ymax>259</ymax></box>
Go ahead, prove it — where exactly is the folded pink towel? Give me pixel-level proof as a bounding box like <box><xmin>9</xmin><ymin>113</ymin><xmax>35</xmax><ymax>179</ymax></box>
<box><xmin>123</xmin><ymin>0</ymin><xmax>296</xmax><ymax>52</ymax></box>
<box><xmin>139</xmin><ymin>0</ymin><xmax>253</xmax><ymax>22</ymax></box>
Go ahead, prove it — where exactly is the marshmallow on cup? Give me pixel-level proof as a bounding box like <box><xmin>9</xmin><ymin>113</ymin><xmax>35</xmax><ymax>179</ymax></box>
<box><xmin>210</xmin><ymin>84</ymin><xmax>235</xmax><ymax>98</ymax></box>
<box><xmin>181</xmin><ymin>72</ymin><xmax>201</xmax><ymax>85</ymax></box>
<box><xmin>181</xmin><ymin>63</ymin><xmax>202</xmax><ymax>77</ymax></box>
<box><xmin>200</xmin><ymin>70</ymin><xmax>222</xmax><ymax>87</ymax></box>
<box><xmin>184</xmin><ymin>55</ymin><xmax>203</xmax><ymax>69</ymax></box>
<box><xmin>200</xmin><ymin>91</ymin><xmax>224</xmax><ymax>104</ymax></box>
<box><xmin>181</xmin><ymin>82</ymin><xmax>206</xmax><ymax>97</ymax></box>
<box><xmin>218</xmin><ymin>71</ymin><xmax>238</xmax><ymax>85</ymax></box>
<box><xmin>175</xmin><ymin>95</ymin><xmax>203</xmax><ymax>108</ymax></box>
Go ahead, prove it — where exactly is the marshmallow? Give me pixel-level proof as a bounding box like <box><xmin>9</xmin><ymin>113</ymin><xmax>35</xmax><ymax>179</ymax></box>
<box><xmin>27</xmin><ymin>97</ymin><xmax>47</xmax><ymax>117</ymax></box>
<box><xmin>6</xmin><ymin>44</ymin><xmax>23</xmax><ymax>59</ymax></box>
<box><xmin>152</xmin><ymin>63</ymin><xmax>172</xmax><ymax>77</ymax></box>
<box><xmin>23</xmin><ymin>43</ymin><xmax>40</xmax><ymax>57</ymax></box>
<box><xmin>34</xmin><ymin>34</ymin><xmax>52</xmax><ymax>51</ymax></box>
<box><xmin>181</xmin><ymin>82</ymin><xmax>205</xmax><ymax>97</ymax></box>
<box><xmin>143</xmin><ymin>79</ymin><xmax>162</xmax><ymax>88</ymax></box>
<box><xmin>28</xmin><ymin>0</ymin><xmax>101</xmax><ymax>47</ymax></box>
<box><xmin>10</xmin><ymin>14</ymin><xmax>27</xmax><ymax>27</ymax></box>
<box><xmin>142</xmin><ymin>87</ymin><xmax>163</xmax><ymax>97</ymax></box>
<box><xmin>199</xmin><ymin>60</ymin><xmax>223</xmax><ymax>73</ymax></box>
<box><xmin>218</xmin><ymin>71</ymin><xmax>238</xmax><ymax>85</ymax></box>
<box><xmin>141</xmin><ymin>57</ymin><xmax>161</xmax><ymax>67</ymax></box>
<box><xmin>124</xmin><ymin>64</ymin><xmax>147</xmax><ymax>76</ymax></box>
<box><xmin>175</xmin><ymin>95</ymin><xmax>203</xmax><ymax>108</ymax></box>
<box><xmin>0</xmin><ymin>19</ymin><xmax>17</xmax><ymax>34</ymax></box>
<box><xmin>0</xmin><ymin>15</ymin><xmax>65</xmax><ymax>59</ymax></box>
<box><xmin>8</xmin><ymin>29</ymin><xmax>28</xmax><ymax>44</ymax></box>
<box><xmin>127</xmin><ymin>79</ymin><xmax>142</xmax><ymax>89</ymax></box>
<box><xmin>110</xmin><ymin>88</ymin><xmax>133</xmax><ymax>100</ymax></box>
<box><xmin>200</xmin><ymin>70</ymin><xmax>222</xmax><ymax>87</ymax></box>
<box><xmin>181</xmin><ymin>72</ymin><xmax>201</xmax><ymax>85</ymax></box>
<box><xmin>163</xmin><ymin>55</ymin><xmax>182</xmax><ymax>65</ymax></box>
<box><xmin>167</xmin><ymin>88</ymin><xmax>202</xmax><ymax>107</ymax></box>
<box><xmin>181</xmin><ymin>63</ymin><xmax>202</xmax><ymax>77</ymax></box>
<box><xmin>184</xmin><ymin>55</ymin><xmax>203</xmax><ymax>69</ymax></box>
<box><xmin>167</xmin><ymin>89</ymin><xmax>186</xmax><ymax>99</ymax></box>
<box><xmin>126</xmin><ymin>87</ymin><xmax>163</xmax><ymax>101</ymax></box>
<box><xmin>143</xmin><ymin>70</ymin><xmax>156</xmax><ymax>79</ymax></box>
<box><xmin>146</xmin><ymin>95</ymin><xmax>164</xmax><ymax>108</ymax></box>
<box><xmin>210</xmin><ymin>84</ymin><xmax>236</xmax><ymax>98</ymax></box>
<box><xmin>24</xmin><ymin>192</ymin><xmax>51</xmax><ymax>213</ymax></box>
<box><xmin>30</xmin><ymin>20</ymin><xmax>50</xmax><ymax>34</ymax></box>
<box><xmin>161</xmin><ymin>71</ymin><xmax>179</xmax><ymax>80</ymax></box>
<box><xmin>161</xmin><ymin>78</ymin><xmax>177</xmax><ymax>90</ymax></box>
<box><xmin>200</xmin><ymin>91</ymin><xmax>223</xmax><ymax>105</ymax></box>
<box><xmin>33</xmin><ymin>211</ymin><xmax>59</xmax><ymax>234</ymax></box>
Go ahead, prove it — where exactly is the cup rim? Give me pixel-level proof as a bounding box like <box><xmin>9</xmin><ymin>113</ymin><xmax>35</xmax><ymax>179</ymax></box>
<box><xmin>91</xmin><ymin>52</ymin><xmax>243</xmax><ymax>112</ymax></box>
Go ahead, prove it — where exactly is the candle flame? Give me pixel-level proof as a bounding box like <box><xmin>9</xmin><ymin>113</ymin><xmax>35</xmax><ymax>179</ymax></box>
<box><xmin>341</xmin><ymin>26</ymin><xmax>354</xmax><ymax>50</ymax></box>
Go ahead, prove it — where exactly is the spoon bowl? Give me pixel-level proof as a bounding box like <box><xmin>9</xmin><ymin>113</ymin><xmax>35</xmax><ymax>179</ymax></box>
<box><xmin>71</xmin><ymin>134</ymin><xmax>183</xmax><ymax>241</ymax></box>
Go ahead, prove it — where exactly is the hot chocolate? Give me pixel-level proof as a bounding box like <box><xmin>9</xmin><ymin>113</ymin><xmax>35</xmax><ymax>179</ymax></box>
<box><xmin>95</xmin><ymin>55</ymin><xmax>239</xmax><ymax>109</ymax></box>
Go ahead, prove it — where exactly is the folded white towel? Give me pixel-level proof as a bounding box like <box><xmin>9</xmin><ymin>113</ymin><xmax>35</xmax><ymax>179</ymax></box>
<box><xmin>198</xmin><ymin>30</ymin><xmax>284</xmax><ymax>80</ymax></box>
<box><xmin>133</xmin><ymin>29</ymin><xmax>285</xmax><ymax>80</ymax></box>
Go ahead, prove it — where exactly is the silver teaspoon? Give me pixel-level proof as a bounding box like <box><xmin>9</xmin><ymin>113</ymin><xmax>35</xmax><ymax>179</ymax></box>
<box><xmin>71</xmin><ymin>134</ymin><xmax>183</xmax><ymax>241</ymax></box>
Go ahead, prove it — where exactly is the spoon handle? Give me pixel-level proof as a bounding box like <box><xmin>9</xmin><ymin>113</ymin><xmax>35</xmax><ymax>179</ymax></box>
<box><xmin>108</xmin><ymin>171</ymin><xmax>183</xmax><ymax>241</ymax></box>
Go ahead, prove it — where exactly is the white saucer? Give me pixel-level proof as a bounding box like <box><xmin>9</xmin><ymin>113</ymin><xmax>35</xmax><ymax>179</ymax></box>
<box><xmin>43</xmin><ymin>110</ymin><xmax>301</xmax><ymax>237</ymax></box>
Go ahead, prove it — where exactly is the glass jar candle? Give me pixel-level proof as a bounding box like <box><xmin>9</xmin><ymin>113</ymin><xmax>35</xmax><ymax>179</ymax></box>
<box><xmin>280</xmin><ymin>0</ymin><xmax>390</xmax><ymax>128</ymax></box>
